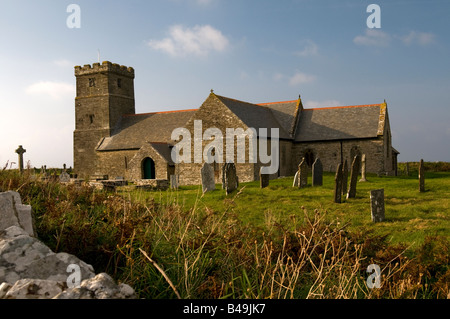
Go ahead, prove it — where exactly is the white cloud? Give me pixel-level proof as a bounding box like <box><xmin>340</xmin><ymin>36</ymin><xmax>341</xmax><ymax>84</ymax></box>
<box><xmin>25</xmin><ymin>81</ymin><xmax>75</xmax><ymax>100</ymax></box>
<box><xmin>304</xmin><ymin>100</ymin><xmax>342</xmax><ymax>109</ymax></box>
<box><xmin>353</xmin><ymin>29</ymin><xmax>391</xmax><ymax>47</ymax></box>
<box><xmin>296</xmin><ymin>40</ymin><xmax>318</xmax><ymax>57</ymax></box>
<box><xmin>400</xmin><ymin>31</ymin><xmax>436</xmax><ymax>46</ymax></box>
<box><xmin>289</xmin><ymin>71</ymin><xmax>316</xmax><ymax>86</ymax></box>
<box><xmin>148</xmin><ymin>24</ymin><xmax>229</xmax><ymax>57</ymax></box>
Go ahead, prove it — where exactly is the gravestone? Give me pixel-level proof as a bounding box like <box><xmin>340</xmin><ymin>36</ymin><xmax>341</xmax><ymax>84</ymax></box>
<box><xmin>342</xmin><ymin>159</ymin><xmax>348</xmax><ymax>196</ymax></box>
<box><xmin>260</xmin><ymin>168</ymin><xmax>269</xmax><ymax>189</ymax></box>
<box><xmin>59</xmin><ymin>171</ymin><xmax>70</xmax><ymax>183</ymax></box>
<box><xmin>334</xmin><ymin>163</ymin><xmax>343</xmax><ymax>203</ymax></box>
<box><xmin>170</xmin><ymin>175</ymin><xmax>178</xmax><ymax>190</ymax></box>
<box><xmin>201</xmin><ymin>163</ymin><xmax>215</xmax><ymax>193</ymax></box>
<box><xmin>223</xmin><ymin>163</ymin><xmax>238</xmax><ymax>195</ymax></box>
<box><xmin>298</xmin><ymin>158</ymin><xmax>308</xmax><ymax>188</ymax></box>
<box><xmin>346</xmin><ymin>155</ymin><xmax>361</xmax><ymax>199</ymax></box>
<box><xmin>15</xmin><ymin>145</ymin><xmax>26</xmax><ymax>173</ymax></box>
<box><xmin>359</xmin><ymin>154</ymin><xmax>367</xmax><ymax>182</ymax></box>
<box><xmin>370</xmin><ymin>189</ymin><xmax>385</xmax><ymax>222</ymax></box>
<box><xmin>312</xmin><ymin>158</ymin><xmax>323</xmax><ymax>186</ymax></box>
<box><xmin>419</xmin><ymin>159</ymin><xmax>425</xmax><ymax>192</ymax></box>
<box><xmin>292</xmin><ymin>171</ymin><xmax>299</xmax><ymax>187</ymax></box>
<box><xmin>405</xmin><ymin>162</ymin><xmax>410</xmax><ymax>176</ymax></box>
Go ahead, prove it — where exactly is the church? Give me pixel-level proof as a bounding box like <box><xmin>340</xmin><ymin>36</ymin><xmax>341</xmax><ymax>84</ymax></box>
<box><xmin>73</xmin><ymin>61</ymin><xmax>399</xmax><ymax>185</ymax></box>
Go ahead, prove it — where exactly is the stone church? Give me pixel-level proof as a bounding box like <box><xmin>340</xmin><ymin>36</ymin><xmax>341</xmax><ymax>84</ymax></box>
<box><xmin>73</xmin><ymin>61</ymin><xmax>399</xmax><ymax>185</ymax></box>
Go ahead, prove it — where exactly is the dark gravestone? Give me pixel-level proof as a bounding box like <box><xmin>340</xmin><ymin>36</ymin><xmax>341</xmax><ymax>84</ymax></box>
<box><xmin>334</xmin><ymin>163</ymin><xmax>343</xmax><ymax>204</ymax></box>
<box><xmin>260</xmin><ymin>168</ymin><xmax>269</xmax><ymax>189</ymax></box>
<box><xmin>342</xmin><ymin>159</ymin><xmax>348</xmax><ymax>197</ymax></box>
<box><xmin>201</xmin><ymin>163</ymin><xmax>215</xmax><ymax>193</ymax></box>
<box><xmin>298</xmin><ymin>158</ymin><xmax>308</xmax><ymax>188</ymax></box>
<box><xmin>223</xmin><ymin>163</ymin><xmax>238</xmax><ymax>195</ymax></box>
<box><xmin>419</xmin><ymin>159</ymin><xmax>425</xmax><ymax>192</ymax></box>
<box><xmin>347</xmin><ymin>155</ymin><xmax>361</xmax><ymax>199</ymax></box>
<box><xmin>370</xmin><ymin>189</ymin><xmax>385</xmax><ymax>222</ymax></box>
<box><xmin>312</xmin><ymin>158</ymin><xmax>323</xmax><ymax>187</ymax></box>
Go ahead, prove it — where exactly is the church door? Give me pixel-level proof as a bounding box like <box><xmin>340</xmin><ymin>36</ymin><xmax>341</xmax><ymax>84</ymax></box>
<box><xmin>143</xmin><ymin>157</ymin><xmax>156</xmax><ymax>179</ymax></box>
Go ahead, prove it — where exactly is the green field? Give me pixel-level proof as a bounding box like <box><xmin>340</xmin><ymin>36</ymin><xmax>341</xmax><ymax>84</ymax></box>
<box><xmin>124</xmin><ymin>171</ymin><xmax>450</xmax><ymax>251</ymax></box>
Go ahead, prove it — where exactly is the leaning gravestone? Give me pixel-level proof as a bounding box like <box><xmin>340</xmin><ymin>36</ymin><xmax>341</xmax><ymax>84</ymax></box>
<box><xmin>298</xmin><ymin>158</ymin><xmax>308</xmax><ymax>188</ymax></box>
<box><xmin>292</xmin><ymin>171</ymin><xmax>299</xmax><ymax>187</ymax></box>
<box><xmin>419</xmin><ymin>159</ymin><xmax>425</xmax><ymax>192</ymax></box>
<box><xmin>260</xmin><ymin>168</ymin><xmax>269</xmax><ymax>189</ymax></box>
<box><xmin>201</xmin><ymin>163</ymin><xmax>215</xmax><ymax>193</ymax></box>
<box><xmin>224</xmin><ymin>163</ymin><xmax>238</xmax><ymax>195</ymax></box>
<box><xmin>359</xmin><ymin>154</ymin><xmax>367</xmax><ymax>182</ymax></box>
<box><xmin>342</xmin><ymin>159</ymin><xmax>348</xmax><ymax>196</ymax></box>
<box><xmin>334</xmin><ymin>163</ymin><xmax>343</xmax><ymax>203</ymax></box>
<box><xmin>312</xmin><ymin>158</ymin><xmax>323</xmax><ymax>186</ymax></box>
<box><xmin>370</xmin><ymin>189</ymin><xmax>385</xmax><ymax>222</ymax></box>
<box><xmin>347</xmin><ymin>155</ymin><xmax>361</xmax><ymax>199</ymax></box>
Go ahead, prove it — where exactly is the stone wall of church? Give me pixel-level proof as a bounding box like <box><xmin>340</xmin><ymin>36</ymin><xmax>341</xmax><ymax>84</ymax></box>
<box><xmin>292</xmin><ymin>138</ymin><xmax>394</xmax><ymax>175</ymax></box>
<box><xmin>96</xmin><ymin>150</ymin><xmax>137</xmax><ymax>179</ymax></box>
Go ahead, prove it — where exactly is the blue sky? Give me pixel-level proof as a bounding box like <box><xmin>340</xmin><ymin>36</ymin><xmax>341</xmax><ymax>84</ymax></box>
<box><xmin>0</xmin><ymin>0</ymin><xmax>449</xmax><ymax>168</ymax></box>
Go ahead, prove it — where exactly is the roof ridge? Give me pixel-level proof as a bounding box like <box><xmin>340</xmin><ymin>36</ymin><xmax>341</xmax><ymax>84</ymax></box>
<box><xmin>303</xmin><ymin>104</ymin><xmax>381</xmax><ymax>111</ymax></box>
<box><xmin>257</xmin><ymin>100</ymin><xmax>298</xmax><ymax>106</ymax></box>
<box><xmin>123</xmin><ymin>108</ymin><xmax>198</xmax><ymax>117</ymax></box>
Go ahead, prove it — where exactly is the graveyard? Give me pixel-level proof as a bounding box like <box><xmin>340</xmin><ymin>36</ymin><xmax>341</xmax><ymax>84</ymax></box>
<box><xmin>1</xmin><ymin>161</ymin><xmax>449</xmax><ymax>299</ymax></box>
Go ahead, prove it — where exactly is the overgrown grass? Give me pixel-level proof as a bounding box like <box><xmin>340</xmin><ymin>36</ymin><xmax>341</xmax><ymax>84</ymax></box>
<box><xmin>0</xmin><ymin>167</ymin><xmax>448</xmax><ymax>299</ymax></box>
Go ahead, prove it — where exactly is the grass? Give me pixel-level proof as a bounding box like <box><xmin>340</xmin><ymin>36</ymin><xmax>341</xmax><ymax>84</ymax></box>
<box><xmin>121</xmin><ymin>171</ymin><xmax>450</xmax><ymax>251</ymax></box>
<box><xmin>1</xmin><ymin>164</ymin><xmax>449</xmax><ymax>299</ymax></box>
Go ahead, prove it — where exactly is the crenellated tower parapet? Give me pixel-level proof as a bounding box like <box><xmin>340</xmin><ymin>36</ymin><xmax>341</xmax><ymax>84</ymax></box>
<box><xmin>75</xmin><ymin>61</ymin><xmax>135</xmax><ymax>78</ymax></box>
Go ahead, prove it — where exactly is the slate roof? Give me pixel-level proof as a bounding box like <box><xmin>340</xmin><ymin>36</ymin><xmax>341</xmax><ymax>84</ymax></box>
<box><xmin>215</xmin><ymin>95</ymin><xmax>292</xmax><ymax>139</ymax></box>
<box><xmin>96</xmin><ymin>109</ymin><xmax>197</xmax><ymax>151</ymax></box>
<box><xmin>96</xmin><ymin>93</ymin><xmax>385</xmax><ymax>155</ymax></box>
<box><xmin>294</xmin><ymin>104</ymin><xmax>383</xmax><ymax>142</ymax></box>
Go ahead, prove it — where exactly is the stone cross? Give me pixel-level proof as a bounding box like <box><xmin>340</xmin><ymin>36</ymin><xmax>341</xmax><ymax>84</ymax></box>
<box><xmin>63</xmin><ymin>164</ymin><xmax>67</xmax><ymax>172</ymax></box>
<box><xmin>201</xmin><ymin>163</ymin><xmax>215</xmax><ymax>193</ymax></box>
<box><xmin>342</xmin><ymin>159</ymin><xmax>348</xmax><ymax>197</ymax></box>
<box><xmin>419</xmin><ymin>159</ymin><xmax>425</xmax><ymax>192</ymax></box>
<box><xmin>312</xmin><ymin>158</ymin><xmax>323</xmax><ymax>186</ymax></box>
<box><xmin>223</xmin><ymin>162</ymin><xmax>238</xmax><ymax>195</ymax></box>
<box><xmin>260</xmin><ymin>167</ymin><xmax>269</xmax><ymax>189</ymax></box>
<box><xmin>334</xmin><ymin>163</ymin><xmax>343</xmax><ymax>203</ymax></box>
<box><xmin>370</xmin><ymin>189</ymin><xmax>385</xmax><ymax>222</ymax></box>
<box><xmin>347</xmin><ymin>155</ymin><xmax>361</xmax><ymax>199</ymax></box>
<box><xmin>15</xmin><ymin>145</ymin><xmax>26</xmax><ymax>173</ymax></box>
<box><xmin>359</xmin><ymin>154</ymin><xmax>367</xmax><ymax>182</ymax></box>
<box><xmin>298</xmin><ymin>157</ymin><xmax>308</xmax><ymax>188</ymax></box>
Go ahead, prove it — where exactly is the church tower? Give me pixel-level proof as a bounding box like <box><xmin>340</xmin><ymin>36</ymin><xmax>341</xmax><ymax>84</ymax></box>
<box><xmin>73</xmin><ymin>61</ymin><xmax>135</xmax><ymax>177</ymax></box>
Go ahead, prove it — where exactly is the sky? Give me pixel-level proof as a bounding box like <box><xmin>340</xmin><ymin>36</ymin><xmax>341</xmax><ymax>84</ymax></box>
<box><xmin>0</xmin><ymin>0</ymin><xmax>449</xmax><ymax>169</ymax></box>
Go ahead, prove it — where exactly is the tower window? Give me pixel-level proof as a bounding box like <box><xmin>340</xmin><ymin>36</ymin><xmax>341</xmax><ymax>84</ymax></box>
<box><xmin>117</xmin><ymin>78</ymin><xmax>122</xmax><ymax>88</ymax></box>
<box><xmin>89</xmin><ymin>78</ymin><xmax>96</xmax><ymax>87</ymax></box>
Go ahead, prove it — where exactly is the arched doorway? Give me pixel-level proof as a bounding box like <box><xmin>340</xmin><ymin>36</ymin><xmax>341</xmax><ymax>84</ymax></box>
<box><xmin>142</xmin><ymin>157</ymin><xmax>156</xmax><ymax>179</ymax></box>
